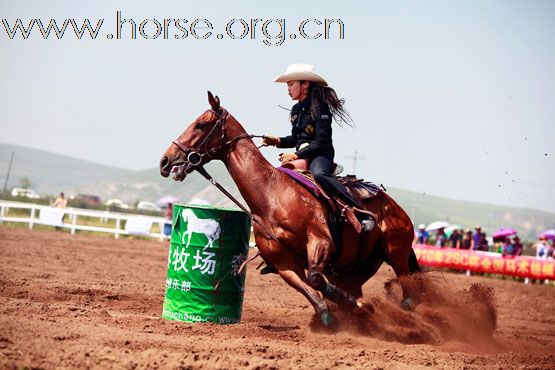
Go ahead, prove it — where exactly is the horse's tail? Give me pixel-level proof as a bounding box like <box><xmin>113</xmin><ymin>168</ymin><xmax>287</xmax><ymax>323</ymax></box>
<box><xmin>408</xmin><ymin>248</ymin><xmax>420</xmax><ymax>273</ymax></box>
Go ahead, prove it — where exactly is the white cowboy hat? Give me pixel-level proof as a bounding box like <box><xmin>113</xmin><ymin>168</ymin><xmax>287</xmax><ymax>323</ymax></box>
<box><xmin>273</xmin><ymin>63</ymin><xmax>328</xmax><ymax>86</ymax></box>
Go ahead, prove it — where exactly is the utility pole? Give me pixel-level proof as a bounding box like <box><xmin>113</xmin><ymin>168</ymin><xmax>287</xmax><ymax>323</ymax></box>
<box><xmin>411</xmin><ymin>204</ymin><xmax>417</xmax><ymax>221</ymax></box>
<box><xmin>2</xmin><ymin>151</ymin><xmax>14</xmax><ymax>195</ymax></box>
<box><xmin>344</xmin><ymin>150</ymin><xmax>365</xmax><ymax>174</ymax></box>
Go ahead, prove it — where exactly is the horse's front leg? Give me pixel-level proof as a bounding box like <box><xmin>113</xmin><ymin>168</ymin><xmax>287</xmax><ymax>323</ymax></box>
<box><xmin>256</xmin><ymin>238</ymin><xmax>333</xmax><ymax>327</ymax></box>
<box><xmin>305</xmin><ymin>234</ymin><xmax>360</xmax><ymax>312</ymax></box>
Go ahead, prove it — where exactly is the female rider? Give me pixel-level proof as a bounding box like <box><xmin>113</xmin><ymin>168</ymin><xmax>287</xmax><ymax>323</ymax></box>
<box><xmin>263</xmin><ymin>64</ymin><xmax>373</xmax><ymax>232</ymax></box>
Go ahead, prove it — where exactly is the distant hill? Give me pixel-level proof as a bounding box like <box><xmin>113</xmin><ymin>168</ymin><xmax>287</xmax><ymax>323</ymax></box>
<box><xmin>0</xmin><ymin>142</ymin><xmax>239</xmax><ymax>207</ymax></box>
<box><xmin>0</xmin><ymin>143</ymin><xmax>132</xmax><ymax>195</ymax></box>
<box><xmin>1</xmin><ymin>143</ymin><xmax>553</xmax><ymax>241</ymax></box>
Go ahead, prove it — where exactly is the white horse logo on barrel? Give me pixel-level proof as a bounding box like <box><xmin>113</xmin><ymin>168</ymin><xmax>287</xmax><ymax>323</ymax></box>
<box><xmin>181</xmin><ymin>209</ymin><xmax>221</xmax><ymax>249</ymax></box>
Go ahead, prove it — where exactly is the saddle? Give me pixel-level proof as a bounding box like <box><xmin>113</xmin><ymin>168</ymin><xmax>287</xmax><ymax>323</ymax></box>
<box><xmin>277</xmin><ymin>159</ymin><xmax>383</xmax><ymax>233</ymax></box>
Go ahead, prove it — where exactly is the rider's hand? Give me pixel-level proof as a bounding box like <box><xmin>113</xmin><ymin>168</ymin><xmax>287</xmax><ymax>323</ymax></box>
<box><xmin>262</xmin><ymin>135</ymin><xmax>280</xmax><ymax>147</ymax></box>
<box><xmin>279</xmin><ymin>153</ymin><xmax>298</xmax><ymax>163</ymax></box>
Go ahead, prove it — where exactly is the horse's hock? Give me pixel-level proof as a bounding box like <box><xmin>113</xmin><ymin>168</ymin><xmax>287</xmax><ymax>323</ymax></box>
<box><xmin>162</xmin><ymin>203</ymin><xmax>251</xmax><ymax>324</ymax></box>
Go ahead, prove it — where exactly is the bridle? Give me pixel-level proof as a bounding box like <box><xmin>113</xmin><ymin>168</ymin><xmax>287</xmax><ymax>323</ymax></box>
<box><xmin>167</xmin><ymin>108</ymin><xmax>282</xmax><ymax>260</ymax></box>
<box><xmin>170</xmin><ymin>108</ymin><xmax>258</xmax><ymax>176</ymax></box>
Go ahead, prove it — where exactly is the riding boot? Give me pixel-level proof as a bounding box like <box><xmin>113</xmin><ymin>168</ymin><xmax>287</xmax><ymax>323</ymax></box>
<box><xmin>343</xmin><ymin>206</ymin><xmax>375</xmax><ymax>233</ymax></box>
<box><xmin>343</xmin><ymin>202</ymin><xmax>375</xmax><ymax>232</ymax></box>
<box><xmin>309</xmin><ymin>156</ymin><xmax>375</xmax><ymax>233</ymax></box>
<box><xmin>357</xmin><ymin>213</ymin><xmax>375</xmax><ymax>232</ymax></box>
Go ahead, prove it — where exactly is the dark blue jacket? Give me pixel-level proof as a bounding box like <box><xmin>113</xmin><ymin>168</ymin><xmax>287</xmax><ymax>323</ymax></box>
<box><xmin>278</xmin><ymin>97</ymin><xmax>334</xmax><ymax>160</ymax></box>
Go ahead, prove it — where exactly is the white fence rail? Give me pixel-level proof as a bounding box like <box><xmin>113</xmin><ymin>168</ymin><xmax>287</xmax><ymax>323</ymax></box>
<box><xmin>0</xmin><ymin>200</ymin><xmax>170</xmax><ymax>241</ymax></box>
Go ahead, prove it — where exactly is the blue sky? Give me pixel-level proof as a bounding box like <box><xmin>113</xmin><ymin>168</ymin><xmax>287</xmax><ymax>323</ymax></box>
<box><xmin>1</xmin><ymin>0</ymin><xmax>554</xmax><ymax>213</ymax></box>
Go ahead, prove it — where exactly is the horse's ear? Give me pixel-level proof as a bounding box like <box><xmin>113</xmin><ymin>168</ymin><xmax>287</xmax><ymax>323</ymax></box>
<box><xmin>207</xmin><ymin>91</ymin><xmax>220</xmax><ymax>111</ymax></box>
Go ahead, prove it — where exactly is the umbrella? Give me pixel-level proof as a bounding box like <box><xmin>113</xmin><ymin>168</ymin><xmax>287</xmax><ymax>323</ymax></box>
<box><xmin>539</xmin><ymin>229</ymin><xmax>555</xmax><ymax>241</ymax></box>
<box><xmin>156</xmin><ymin>195</ymin><xmax>179</xmax><ymax>207</ymax></box>
<box><xmin>426</xmin><ymin>221</ymin><xmax>450</xmax><ymax>231</ymax></box>
<box><xmin>492</xmin><ymin>228</ymin><xmax>517</xmax><ymax>239</ymax></box>
<box><xmin>444</xmin><ymin>224</ymin><xmax>462</xmax><ymax>237</ymax></box>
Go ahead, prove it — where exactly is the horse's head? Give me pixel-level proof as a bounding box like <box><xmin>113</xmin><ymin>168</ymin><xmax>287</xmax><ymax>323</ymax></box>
<box><xmin>160</xmin><ymin>91</ymin><xmax>231</xmax><ymax>181</ymax></box>
<box><xmin>181</xmin><ymin>208</ymin><xmax>193</xmax><ymax>219</ymax></box>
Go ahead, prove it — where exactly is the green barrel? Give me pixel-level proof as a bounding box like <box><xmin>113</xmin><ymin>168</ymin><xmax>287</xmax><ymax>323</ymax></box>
<box><xmin>162</xmin><ymin>203</ymin><xmax>251</xmax><ymax>324</ymax></box>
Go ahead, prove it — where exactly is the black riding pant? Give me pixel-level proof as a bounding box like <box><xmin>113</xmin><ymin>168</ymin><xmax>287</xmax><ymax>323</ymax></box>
<box><xmin>309</xmin><ymin>156</ymin><xmax>361</xmax><ymax>208</ymax></box>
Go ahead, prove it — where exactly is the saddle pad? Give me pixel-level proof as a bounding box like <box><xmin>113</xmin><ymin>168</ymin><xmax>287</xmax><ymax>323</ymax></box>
<box><xmin>276</xmin><ymin>167</ymin><xmax>383</xmax><ymax>201</ymax></box>
<box><xmin>276</xmin><ymin>167</ymin><xmax>320</xmax><ymax>196</ymax></box>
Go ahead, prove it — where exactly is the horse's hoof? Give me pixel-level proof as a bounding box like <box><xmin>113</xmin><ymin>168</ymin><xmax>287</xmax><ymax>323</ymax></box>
<box><xmin>356</xmin><ymin>299</ymin><xmax>374</xmax><ymax>314</ymax></box>
<box><xmin>401</xmin><ymin>297</ymin><xmax>416</xmax><ymax>311</ymax></box>
<box><xmin>320</xmin><ymin>311</ymin><xmax>334</xmax><ymax>327</ymax></box>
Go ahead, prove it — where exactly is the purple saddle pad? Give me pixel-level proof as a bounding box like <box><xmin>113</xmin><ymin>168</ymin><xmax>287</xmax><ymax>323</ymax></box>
<box><xmin>276</xmin><ymin>167</ymin><xmax>320</xmax><ymax>196</ymax></box>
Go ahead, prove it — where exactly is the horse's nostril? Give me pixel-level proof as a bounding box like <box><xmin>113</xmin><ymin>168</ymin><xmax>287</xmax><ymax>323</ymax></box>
<box><xmin>160</xmin><ymin>156</ymin><xmax>169</xmax><ymax>169</ymax></box>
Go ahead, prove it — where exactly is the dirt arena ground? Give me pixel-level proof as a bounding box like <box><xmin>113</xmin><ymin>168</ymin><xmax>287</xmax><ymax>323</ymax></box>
<box><xmin>1</xmin><ymin>227</ymin><xmax>553</xmax><ymax>369</ymax></box>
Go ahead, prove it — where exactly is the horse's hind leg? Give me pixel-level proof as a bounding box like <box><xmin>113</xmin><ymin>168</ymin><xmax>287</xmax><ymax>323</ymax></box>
<box><xmin>384</xmin><ymin>233</ymin><xmax>420</xmax><ymax>310</ymax></box>
<box><xmin>330</xmin><ymin>239</ymin><xmax>386</xmax><ymax>301</ymax></box>
<box><xmin>328</xmin><ymin>275</ymin><xmax>364</xmax><ymax>301</ymax></box>
<box><xmin>206</xmin><ymin>235</ymin><xmax>214</xmax><ymax>249</ymax></box>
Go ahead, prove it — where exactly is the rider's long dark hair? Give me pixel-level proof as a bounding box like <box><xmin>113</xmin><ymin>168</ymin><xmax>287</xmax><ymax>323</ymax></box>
<box><xmin>308</xmin><ymin>82</ymin><xmax>354</xmax><ymax>127</ymax></box>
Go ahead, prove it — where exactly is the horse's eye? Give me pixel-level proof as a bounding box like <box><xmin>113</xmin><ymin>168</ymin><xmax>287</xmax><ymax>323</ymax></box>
<box><xmin>195</xmin><ymin>122</ymin><xmax>206</xmax><ymax>129</ymax></box>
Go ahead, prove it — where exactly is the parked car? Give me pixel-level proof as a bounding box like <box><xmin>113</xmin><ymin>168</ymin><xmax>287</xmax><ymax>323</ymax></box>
<box><xmin>137</xmin><ymin>201</ymin><xmax>161</xmax><ymax>212</ymax></box>
<box><xmin>105</xmin><ymin>198</ymin><xmax>130</xmax><ymax>210</ymax></box>
<box><xmin>11</xmin><ymin>187</ymin><xmax>41</xmax><ymax>199</ymax></box>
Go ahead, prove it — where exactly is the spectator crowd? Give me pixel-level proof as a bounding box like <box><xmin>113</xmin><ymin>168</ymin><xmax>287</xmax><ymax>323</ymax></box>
<box><xmin>414</xmin><ymin>224</ymin><xmax>555</xmax><ymax>259</ymax></box>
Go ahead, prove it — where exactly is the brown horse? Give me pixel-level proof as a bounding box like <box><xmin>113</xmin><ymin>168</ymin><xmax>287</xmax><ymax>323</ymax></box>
<box><xmin>160</xmin><ymin>92</ymin><xmax>419</xmax><ymax>326</ymax></box>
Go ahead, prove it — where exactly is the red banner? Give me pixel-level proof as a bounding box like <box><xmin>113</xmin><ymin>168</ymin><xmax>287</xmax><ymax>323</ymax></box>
<box><xmin>413</xmin><ymin>244</ymin><xmax>555</xmax><ymax>280</ymax></box>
